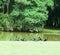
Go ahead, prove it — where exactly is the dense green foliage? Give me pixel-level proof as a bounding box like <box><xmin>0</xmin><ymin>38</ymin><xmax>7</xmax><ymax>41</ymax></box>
<box><xmin>0</xmin><ymin>0</ymin><xmax>54</xmax><ymax>32</ymax></box>
<box><xmin>46</xmin><ymin>0</ymin><xmax>60</xmax><ymax>28</ymax></box>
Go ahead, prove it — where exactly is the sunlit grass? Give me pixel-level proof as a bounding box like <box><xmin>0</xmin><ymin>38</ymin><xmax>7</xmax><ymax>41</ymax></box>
<box><xmin>43</xmin><ymin>29</ymin><xmax>60</xmax><ymax>35</ymax></box>
<box><xmin>0</xmin><ymin>42</ymin><xmax>60</xmax><ymax>55</ymax></box>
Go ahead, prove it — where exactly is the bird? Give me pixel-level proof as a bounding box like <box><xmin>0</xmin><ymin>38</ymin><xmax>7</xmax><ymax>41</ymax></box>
<box><xmin>44</xmin><ymin>37</ymin><xmax>48</xmax><ymax>41</ymax></box>
<box><xmin>15</xmin><ymin>36</ymin><xmax>19</xmax><ymax>41</ymax></box>
<box><xmin>21</xmin><ymin>38</ymin><xmax>26</xmax><ymax>41</ymax></box>
<box><xmin>33</xmin><ymin>37</ymin><xmax>36</xmax><ymax>41</ymax></box>
<box><xmin>37</xmin><ymin>37</ymin><xmax>42</xmax><ymax>41</ymax></box>
<box><xmin>30</xmin><ymin>37</ymin><xmax>36</xmax><ymax>41</ymax></box>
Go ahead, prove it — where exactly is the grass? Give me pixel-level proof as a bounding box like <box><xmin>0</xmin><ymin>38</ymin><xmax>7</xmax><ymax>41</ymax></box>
<box><xmin>43</xmin><ymin>29</ymin><xmax>60</xmax><ymax>35</ymax></box>
<box><xmin>0</xmin><ymin>42</ymin><xmax>60</xmax><ymax>55</ymax></box>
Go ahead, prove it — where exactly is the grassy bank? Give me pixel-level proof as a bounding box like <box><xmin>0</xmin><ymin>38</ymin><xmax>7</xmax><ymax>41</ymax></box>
<box><xmin>43</xmin><ymin>29</ymin><xmax>60</xmax><ymax>35</ymax></box>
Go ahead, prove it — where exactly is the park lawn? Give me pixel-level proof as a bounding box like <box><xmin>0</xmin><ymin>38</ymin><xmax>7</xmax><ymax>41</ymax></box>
<box><xmin>0</xmin><ymin>42</ymin><xmax>60</xmax><ymax>55</ymax></box>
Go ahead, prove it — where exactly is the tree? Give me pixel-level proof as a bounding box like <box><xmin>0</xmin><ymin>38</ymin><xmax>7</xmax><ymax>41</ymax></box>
<box><xmin>0</xmin><ymin>0</ymin><xmax>54</xmax><ymax>32</ymax></box>
<box><xmin>53</xmin><ymin>0</ymin><xmax>60</xmax><ymax>28</ymax></box>
<box><xmin>46</xmin><ymin>0</ymin><xmax>60</xmax><ymax>28</ymax></box>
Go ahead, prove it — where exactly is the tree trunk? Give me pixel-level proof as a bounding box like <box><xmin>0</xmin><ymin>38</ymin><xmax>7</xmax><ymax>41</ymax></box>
<box><xmin>7</xmin><ymin>0</ymin><xmax>10</xmax><ymax>14</ymax></box>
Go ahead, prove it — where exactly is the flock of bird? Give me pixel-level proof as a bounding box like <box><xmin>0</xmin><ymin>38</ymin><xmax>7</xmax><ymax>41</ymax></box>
<box><xmin>10</xmin><ymin>36</ymin><xmax>48</xmax><ymax>41</ymax></box>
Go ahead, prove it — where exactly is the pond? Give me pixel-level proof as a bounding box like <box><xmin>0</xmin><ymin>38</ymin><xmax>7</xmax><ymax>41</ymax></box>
<box><xmin>0</xmin><ymin>31</ymin><xmax>60</xmax><ymax>41</ymax></box>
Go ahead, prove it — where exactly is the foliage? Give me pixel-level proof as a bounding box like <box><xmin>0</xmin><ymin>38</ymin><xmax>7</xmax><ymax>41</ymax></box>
<box><xmin>46</xmin><ymin>0</ymin><xmax>60</xmax><ymax>28</ymax></box>
<box><xmin>0</xmin><ymin>0</ymin><xmax>54</xmax><ymax>32</ymax></box>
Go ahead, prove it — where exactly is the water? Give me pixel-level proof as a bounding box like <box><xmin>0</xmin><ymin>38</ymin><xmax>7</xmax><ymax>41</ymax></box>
<box><xmin>0</xmin><ymin>31</ymin><xmax>60</xmax><ymax>41</ymax></box>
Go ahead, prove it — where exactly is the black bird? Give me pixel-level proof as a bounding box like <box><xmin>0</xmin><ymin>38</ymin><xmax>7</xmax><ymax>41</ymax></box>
<box><xmin>44</xmin><ymin>37</ymin><xmax>48</xmax><ymax>41</ymax></box>
<box><xmin>37</xmin><ymin>37</ymin><xmax>42</xmax><ymax>41</ymax></box>
<box><xmin>21</xmin><ymin>38</ymin><xmax>26</xmax><ymax>41</ymax></box>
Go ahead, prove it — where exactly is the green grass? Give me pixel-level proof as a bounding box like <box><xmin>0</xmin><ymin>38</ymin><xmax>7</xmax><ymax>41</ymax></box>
<box><xmin>43</xmin><ymin>29</ymin><xmax>60</xmax><ymax>35</ymax></box>
<box><xmin>0</xmin><ymin>42</ymin><xmax>60</xmax><ymax>55</ymax></box>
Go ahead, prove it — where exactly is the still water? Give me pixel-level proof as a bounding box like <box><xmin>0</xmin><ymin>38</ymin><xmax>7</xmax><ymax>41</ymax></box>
<box><xmin>0</xmin><ymin>31</ymin><xmax>60</xmax><ymax>41</ymax></box>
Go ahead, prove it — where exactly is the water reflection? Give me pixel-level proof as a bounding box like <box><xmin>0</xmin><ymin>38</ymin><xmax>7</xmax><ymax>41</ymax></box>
<box><xmin>0</xmin><ymin>31</ymin><xmax>60</xmax><ymax>41</ymax></box>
